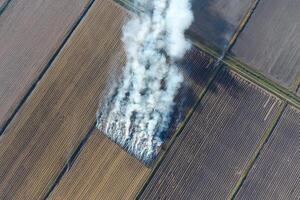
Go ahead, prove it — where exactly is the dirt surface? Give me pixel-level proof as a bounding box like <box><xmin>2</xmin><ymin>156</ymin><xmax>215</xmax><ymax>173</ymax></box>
<box><xmin>140</xmin><ymin>68</ymin><xmax>282</xmax><ymax>200</ymax></box>
<box><xmin>0</xmin><ymin>0</ymin><xmax>91</xmax><ymax>132</ymax></box>
<box><xmin>190</xmin><ymin>0</ymin><xmax>253</xmax><ymax>50</ymax></box>
<box><xmin>2</xmin><ymin>0</ymin><xmax>300</xmax><ymax>199</ymax></box>
<box><xmin>236</xmin><ymin>106</ymin><xmax>300</xmax><ymax>200</ymax></box>
<box><xmin>48</xmin><ymin>130</ymin><xmax>151</xmax><ymax>200</ymax></box>
<box><xmin>231</xmin><ymin>0</ymin><xmax>300</xmax><ymax>88</ymax></box>
<box><xmin>0</xmin><ymin>1</ymin><xmax>127</xmax><ymax>199</ymax></box>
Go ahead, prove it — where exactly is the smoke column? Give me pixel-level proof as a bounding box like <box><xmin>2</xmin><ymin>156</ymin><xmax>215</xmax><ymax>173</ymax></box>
<box><xmin>97</xmin><ymin>0</ymin><xmax>193</xmax><ymax>163</ymax></box>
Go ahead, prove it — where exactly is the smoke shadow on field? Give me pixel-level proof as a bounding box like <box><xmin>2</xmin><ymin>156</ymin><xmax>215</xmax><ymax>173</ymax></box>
<box><xmin>180</xmin><ymin>48</ymin><xmax>244</xmax><ymax>98</ymax></box>
<box><xmin>181</xmin><ymin>65</ymin><xmax>244</xmax><ymax>109</ymax></box>
<box><xmin>161</xmin><ymin>49</ymin><xmax>244</xmax><ymax>141</ymax></box>
<box><xmin>189</xmin><ymin>0</ymin><xmax>236</xmax><ymax>50</ymax></box>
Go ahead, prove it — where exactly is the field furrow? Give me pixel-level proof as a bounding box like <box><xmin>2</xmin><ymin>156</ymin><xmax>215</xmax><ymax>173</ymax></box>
<box><xmin>189</xmin><ymin>0</ymin><xmax>254</xmax><ymax>50</ymax></box>
<box><xmin>0</xmin><ymin>1</ymin><xmax>127</xmax><ymax>199</ymax></box>
<box><xmin>0</xmin><ymin>0</ymin><xmax>92</xmax><ymax>132</ymax></box>
<box><xmin>140</xmin><ymin>68</ymin><xmax>283</xmax><ymax>200</ymax></box>
<box><xmin>231</xmin><ymin>0</ymin><xmax>300</xmax><ymax>89</ymax></box>
<box><xmin>236</xmin><ymin>105</ymin><xmax>300</xmax><ymax>200</ymax></box>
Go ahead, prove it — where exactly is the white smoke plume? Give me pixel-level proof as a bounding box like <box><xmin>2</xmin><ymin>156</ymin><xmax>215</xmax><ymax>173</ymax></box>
<box><xmin>97</xmin><ymin>0</ymin><xmax>193</xmax><ymax>163</ymax></box>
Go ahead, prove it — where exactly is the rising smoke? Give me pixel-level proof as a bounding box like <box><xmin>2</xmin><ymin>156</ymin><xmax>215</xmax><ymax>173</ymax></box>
<box><xmin>97</xmin><ymin>0</ymin><xmax>193</xmax><ymax>163</ymax></box>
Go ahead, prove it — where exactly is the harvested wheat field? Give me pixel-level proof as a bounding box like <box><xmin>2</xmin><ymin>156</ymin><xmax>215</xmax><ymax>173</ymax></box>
<box><xmin>1</xmin><ymin>0</ymin><xmax>300</xmax><ymax>199</ymax></box>
<box><xmin>48</xmin><ymin>130</ymin><xmax>151</xmax><ymax>200</ymax></box>
<box><xmin>45</xmin><ymin>47</ymin><xmax>221</xmax><ymax>199</ymax></box>
<box><xmin>0</xmin><ymin>1</ymin><xmax>128</xmax><ymax>199</ymax></box>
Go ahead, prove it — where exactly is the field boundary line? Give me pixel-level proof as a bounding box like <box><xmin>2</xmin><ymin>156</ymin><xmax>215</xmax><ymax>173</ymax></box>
<box><xmin>223</xmin><ymin>55</ymin><xmax>300</xmax><ymax>109</ymax></box>
<box><xmin>189</xmin><ymin>0</ymin><xmax>300</xmax><ymax>110</ymax></box>
<box><xmin>116</xmin><ymin>0</ymin><xmax>143</xmax><ymax>13</ymax></box>
<box><xmin>43</xmin><ymin>122</ymin><xmax>96</xmax><ymax>200</ymax></box>
<box><xmin>192</xmin><ymin>41</ymin><xmax>300</xmax><ymax>110</ymax></box>
<box><xmin>135</xmin><ymin>64</ymin><xmax>223</xmax><ymax>199</ymax></box>
<box><xmin>227</xmin><ymin>0</ymin><xmax>260</xmax><ymax>52</ymax></box>
<box><xmin>0</xmin><ymin>0</ymin><xmax>97</xmax><ymax>135</ymax></box>
<box><xmin>228</xmin><ymin>102</ymin><xmax>287</xmax><ymax>200</ymax></box>
<box><xmin>0</xmin><ymin>0</ymin><xmax>11</xmax><ymax>15</ymax></box>
<box><xmin>292</xmin><ymin>75</ymin><xmax>300</xmax><ymax>92</ymax></box>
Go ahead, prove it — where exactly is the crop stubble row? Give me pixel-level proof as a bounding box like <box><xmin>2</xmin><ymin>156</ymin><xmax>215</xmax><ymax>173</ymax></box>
<box><xmin>0</xmin><ymin>0</ymin><xmax>293</xmax><ymax>199</ymax></box>
<box><xmin>140</xmin><ymin>68</ymin><xmax>283</xmax><ymax>200</ymax></box>
<box><xmin>0</xmin><ymin>0</ymin><xmax>220</xmax><ymax>198</ymax></box>
<box><xmin>231</xmin><ymin>0</ymin><xmax>300</xmax><ymax>89</ymax></box>
<box><xmin>0</xmin><ymin>0</ymin><xmax>94</xmax><ymax>132</ymax></box>
<box><xmin>0</xmin><ymin>0</ymin><xmax>130</xmax><ymax>199</ymax></box>
<box><xmin>236</xmin><ymin>105</ymin><xmax>300</xmax><ymax>200</ymax></box>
